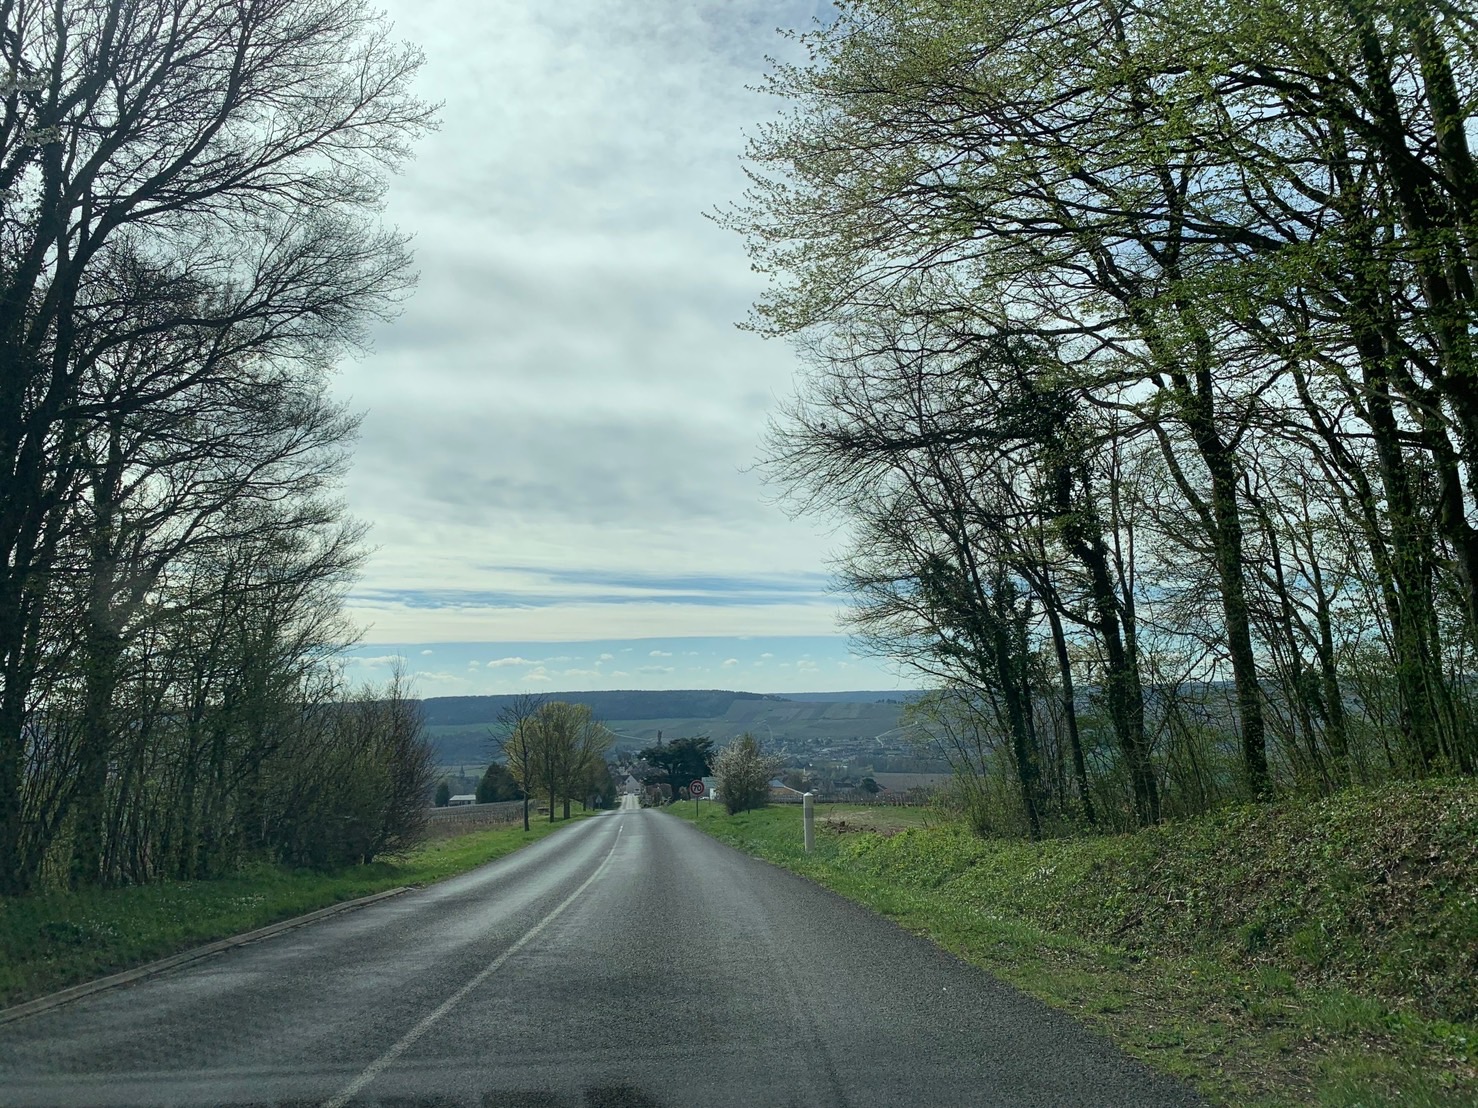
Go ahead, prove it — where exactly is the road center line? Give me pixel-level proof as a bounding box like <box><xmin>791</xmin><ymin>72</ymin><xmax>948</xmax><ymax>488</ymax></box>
<box><xmin>321</xmin><ymin>820</ymin><xmax>625</xmax><ymax>1108</ymax></box>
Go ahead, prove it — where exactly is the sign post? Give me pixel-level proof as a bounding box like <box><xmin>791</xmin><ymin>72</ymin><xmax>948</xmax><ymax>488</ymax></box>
<box><xmin>689</xmin><ymin>778</ymin><xmax>706</xmax><ymax>819</ymax></box>
<box><xmin>803</xmin><ymin>791</ymin><xmax>814</xmax><ymax>852</ymax></box>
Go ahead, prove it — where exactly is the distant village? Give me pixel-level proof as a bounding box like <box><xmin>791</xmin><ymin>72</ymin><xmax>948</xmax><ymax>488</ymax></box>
<box><xmin>427</xmin><ymin>689</ymin><xmax>953</xmax><ymax>809</ymax></box>
<box><xmin>603</xmin><ymin>749</ymin><xmax>952</xmax><ymax>808</ymax></box>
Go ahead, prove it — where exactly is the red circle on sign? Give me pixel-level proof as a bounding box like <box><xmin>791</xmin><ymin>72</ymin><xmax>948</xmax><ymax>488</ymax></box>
<box><xmin>689</xmin><ymin>779</ymin><xmax>706</xmax><ymax>797</ymax></box>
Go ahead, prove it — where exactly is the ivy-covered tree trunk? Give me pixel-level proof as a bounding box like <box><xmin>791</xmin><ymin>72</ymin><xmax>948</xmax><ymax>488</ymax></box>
<box><xmin>1043</xmin><ymin>597</ymin><xmax>1095</xmax><ymax>826</ymax></box>
<box><xmin>1055</xmin><ymin>466</ymin><xmax>1157</xmax><ymax>824</ymax></box>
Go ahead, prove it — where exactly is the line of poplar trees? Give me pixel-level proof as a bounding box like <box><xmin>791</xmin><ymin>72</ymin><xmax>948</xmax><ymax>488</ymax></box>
<box><xmin>498</xmin><ymin>697</ymin><xmax>615</xmax><ymax>831</ymax></box>
<box><xmin>732</xmin><ymin>0</ymin><xmax>1478</xmax><ymax>836</ymax></box>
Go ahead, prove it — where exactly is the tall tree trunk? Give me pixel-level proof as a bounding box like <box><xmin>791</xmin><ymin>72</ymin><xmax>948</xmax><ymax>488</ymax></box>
<box><xmin>1044</xmin><ymin>598</ymin><xmax>1095</xmax><ymax>826</ymax></box>
<box><xmin>69</xmin><ymin>629</ymin><xmax>121</xmax><ymax>888</ymax></box>
<box><xmin>1199</xmin><ymin>425</ymin><xmax>1269</xmax><ymax>798</ymax></box>
<box><xmin>1249</xmin><ymin>491</ymin><xmax>1328</xmax><ymax>787</ymax></box>
<box><xmin>1056</xmin><ymin>467</ymin><xmax>1158</xmax><ymax>823</ymax></box>
<box><xmin>1308</xmin><ymin>555</ymin><xmax>1351</xmax><ymax>784</ymax></box>
<box><xmin>72</xmin><ymin>465</ymin><xmax>126</xmax><ymax>888</ymax></box>
<box><xmin>1158</xmin><ymin>369</ymin><xmax>1270</xmax><ymax>798</ymax></box>
<box><xmin>0</xmin><ymin>654</ymin><xmax>28</xmax><ymax>895</ymax></box>
<box><xmin>1348</xmin><ymin>4</ymin><xmax>1478</xmax><ymax>635</ymax></box>
<box><xmin>987</xmin><ymin>590</ymin><xmax>1045</xmax><ymax>840</ymax></box>
<box><xmin>1330</xmin><ymin>166</ymin><xmax>1451</xmax><ymax>769</ymax></box>
<box><xmin>0</xmin><ymin>454</ymin><xmax>68</xmax><ymax>895</ymax></box>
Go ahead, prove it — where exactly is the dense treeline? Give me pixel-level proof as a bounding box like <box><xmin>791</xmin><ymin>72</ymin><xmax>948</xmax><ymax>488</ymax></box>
<box><xmin>735</xmin><ymin>0</ymin><xmax>1478</xmax><ymax>835</ymax></box>
<box><xmin>0</xmin><ymin>0</ymin><xmax>435</xmax><ymax>893</ymax></box>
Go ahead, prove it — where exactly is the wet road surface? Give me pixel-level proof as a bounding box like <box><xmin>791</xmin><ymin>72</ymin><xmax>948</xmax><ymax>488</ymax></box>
<box><xmin>0</xmin><ymin>801</ymin><xmax>1204</xmax><ymax>1107</ymax></box>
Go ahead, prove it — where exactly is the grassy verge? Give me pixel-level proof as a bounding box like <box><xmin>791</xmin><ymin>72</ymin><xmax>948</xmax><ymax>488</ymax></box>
<box><xmin>671</xmin><ymin>788</ymin><xmax>1478</xmax><ymax>1107</ymax></box>
<box><xmin>0</xmin><ymin>810</ymin><xmax>599</xmax><ymax>1008</ymax></box>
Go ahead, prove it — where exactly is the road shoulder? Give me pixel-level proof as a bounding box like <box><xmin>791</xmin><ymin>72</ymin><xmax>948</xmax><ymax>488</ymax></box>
<box><xmin>0</xmin><ymin>810</ymin><xmax>601</xmax><ymax>1016</ymax></box>
<box><xmin>670</xmin><ymin>801</ymin><xmax>1477</xmax><ymax>1108</ymax></box>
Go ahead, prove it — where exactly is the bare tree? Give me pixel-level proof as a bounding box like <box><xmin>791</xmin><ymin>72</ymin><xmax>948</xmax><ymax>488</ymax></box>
<box><xmin>498</xmin><ymin>694</ymin><xmax>548</xmax><ymax>832</ymax></box>
<box><xmin>553</xmin><ymin>703</ymin><xmax>613</xmax><ymax>820</ymax></box>
<box><xmin>0</xmin><ymin>0</ymin><xmax>433</xmax><ymax>893</ymax></box>
<box><xmin>0</xmin><ymin>0</ymin><xmax>432</xmax><ymax>893</ymax></box>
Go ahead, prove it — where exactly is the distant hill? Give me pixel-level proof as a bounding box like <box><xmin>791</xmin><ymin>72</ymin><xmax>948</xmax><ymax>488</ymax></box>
<box><xmin>418</xmin><ymin>688</ymin><xmax>925</xmax><ymax>767</ymax></box>
<box><xmin>420</xmin><ymin>689</ymin><xmax>786</xmax><ymax>727</ymax></box>
<box><xmin>782</xmin><ymin>691</ymin><xmax>923</xmax><ymax>704</ymax></box>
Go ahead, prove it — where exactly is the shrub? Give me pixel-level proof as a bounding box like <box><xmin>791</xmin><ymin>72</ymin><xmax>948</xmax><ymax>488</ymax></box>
<box><xmin>714</xmin><ymin>733</ymin><xmax>783</xmax><ymax>814</ymax></box>
<box><xmin>261</xmin><ymin>681</ymin><xmax>435</xmax><ymax>868</ymax></box>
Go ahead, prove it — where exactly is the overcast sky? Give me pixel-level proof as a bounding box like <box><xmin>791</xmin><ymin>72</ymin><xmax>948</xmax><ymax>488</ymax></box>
<box><xmin>332</xmin><ymin>0</ymin><xmax>909</xmax><ymax>696</ymax></box>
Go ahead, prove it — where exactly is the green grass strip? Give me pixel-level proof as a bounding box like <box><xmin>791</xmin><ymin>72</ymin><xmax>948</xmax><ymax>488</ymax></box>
<box><xmin>0</xmin><ymin>811</ymin><xmax>598</xmax><ymax>1008</ymax></box>
<box><xmin>671</xmin><ymin>800</ymin><xmax>1477</xmax><ymax>1108</ymax></box>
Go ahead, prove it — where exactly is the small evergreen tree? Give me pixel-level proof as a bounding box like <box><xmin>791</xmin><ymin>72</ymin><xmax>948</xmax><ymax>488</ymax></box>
<box><xmin>434</xmin><ymin>780</ymin><xmax>452</xmax><ymax>808</ymax></box>
<box><xmin>476</xmin><ymin>762</ymin><xmax>522</xmax><ymax>803</ymax></box>
<box><xmin>637</xmin><ymin>736</ymin><xmax>714</xmax><ymax>801</ymax></box>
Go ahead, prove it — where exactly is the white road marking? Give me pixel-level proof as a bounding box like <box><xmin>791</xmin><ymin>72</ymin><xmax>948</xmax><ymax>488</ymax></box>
<box><xmin>320</xmin><ymin>821</ymin><xmax>624</xmax><ymax>1108</ymax></box>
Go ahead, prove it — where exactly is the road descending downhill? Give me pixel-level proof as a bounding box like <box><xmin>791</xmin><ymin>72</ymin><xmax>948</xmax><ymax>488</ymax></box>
<box><xmin>0</xmin><ymin>804</ymin><xmax>1205</xmax><ymax>1107</ymax></box>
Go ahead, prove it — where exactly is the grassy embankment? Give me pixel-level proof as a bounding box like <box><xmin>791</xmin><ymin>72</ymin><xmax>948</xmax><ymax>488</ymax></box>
<box><xmin>0</xmin><ymin>810</ymin><xmax>599</xmax><ymax>1009</ymax></box>
<box><xmin>674</xmin><ymin>784</ymin><xmax>1478</xmax><ymax>1107</ymax></box>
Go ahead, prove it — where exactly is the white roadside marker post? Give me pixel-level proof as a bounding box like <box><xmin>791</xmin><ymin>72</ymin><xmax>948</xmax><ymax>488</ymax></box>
<box><xmin>803</xmin><ymin>791</ymin><xmax>815</xmax><ymax>853</ymax></box>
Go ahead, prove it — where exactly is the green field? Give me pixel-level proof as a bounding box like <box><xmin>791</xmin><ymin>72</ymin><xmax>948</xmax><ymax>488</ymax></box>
<box><xmin>0</xmin><ymin>812</ymin><xmax>599</xmax><ymax>1009</ymax></box>
<box><xmin>672</xmin><ymin>787</ymin><xmax>1478</xmax><ymax>1107</ymax></box>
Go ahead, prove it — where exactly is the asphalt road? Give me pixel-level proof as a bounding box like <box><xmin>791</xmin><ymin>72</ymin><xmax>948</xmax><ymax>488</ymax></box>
<box><xmin>0</xmin><ymin>801</ymin><xmax>1205</xmax><ymax>1107</ymax></box>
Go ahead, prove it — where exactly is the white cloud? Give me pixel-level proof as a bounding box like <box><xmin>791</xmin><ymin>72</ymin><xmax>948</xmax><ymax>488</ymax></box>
<box><xmin>486</xmin><ymin>656</ymin><xmax>540</xmax><ymax>668</ymax></box>
<box><xmin>341</xmin><ymin>634</ymin><xmax>914</xmax><ymax>694</ymax></box>
<box><xmin>598</xmin><ymin>653</ymin><xmax>614</xmax><ymax>661</ymax></box>
<box><xmin>420</xmin><ymin>648</ymin><xmax>434</xmax><ymax>655</ymax></box>
<box><xmin>649</xmin><ymin>649</ymin><xmax>673</xmax><ymax>657</ymax></box>
<box><xmin>330</xmin><ymin>0</ymin><xmax>843</xmax><ymax>648</ymax></box>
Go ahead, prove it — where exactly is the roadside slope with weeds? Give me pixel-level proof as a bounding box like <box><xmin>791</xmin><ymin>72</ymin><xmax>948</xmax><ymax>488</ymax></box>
<box><xmin>674</xmin><ymin>784</ymin><xmax>1478</xmax><ymax>1107</ymax></box>
<box><xmin>0</xmin><ymin>811</ymin><xmax>600</xmax><ymax>1009</ymax></box>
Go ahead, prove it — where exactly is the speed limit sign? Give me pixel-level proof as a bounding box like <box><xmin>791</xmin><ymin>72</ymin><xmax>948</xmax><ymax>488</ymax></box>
<box><xmin>689</xmin><ymin>779</ymin><xmax>706</xmax><ymax>798</ymax></box>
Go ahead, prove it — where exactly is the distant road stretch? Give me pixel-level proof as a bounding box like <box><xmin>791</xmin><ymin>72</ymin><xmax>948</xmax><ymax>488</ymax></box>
<box><xmin>0</xmin><ymin>799</ymin><xmax>1203</xmax><ymax>1107</ymax></box>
